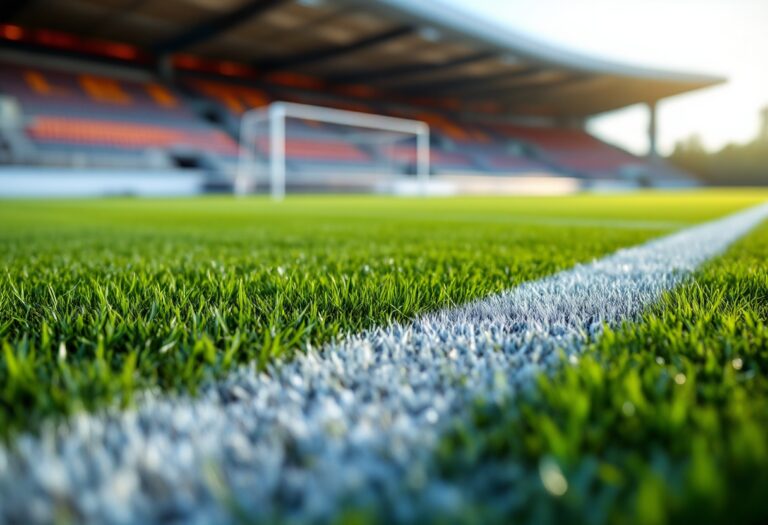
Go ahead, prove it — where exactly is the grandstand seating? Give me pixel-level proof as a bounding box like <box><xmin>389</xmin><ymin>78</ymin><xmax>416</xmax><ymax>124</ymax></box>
<box><xmin>413</xmin><ymin>112</ymin><xmax>493</xmax><ymax>144</ymax></box>
<box><xmin>28</xmin><ymin>116</ymin><xmax>236</xmax><ymax>154</ymax></box>
<box><xmin>482</xmin><ymin>153</ymin><xmax>551</xmax><ymax>173</ymax></box>
<box><xmin>0</xmin><ymin>55</ymin><xmax>687</xmax><ymax>188</ymax></box>
<box><xmin>186</xmin><ymin>79</ymin><xmax>270</xmax><ymax>115</ymax></box>
<box><xmin>494</xmin><ymin>125</ymin><xmax>645</xmax><ymax>178</ymax></box>
<box><xmin>256</xmin><ymin>137</ymin><xmax>371</xmax><ymax>165</ymax></box>
<box><xmin>379</xmin><ymin>108</ymin><xmax>543</xmax><ymax>174</ymax></box>
<box><xmin>187</xmin><ymin>80</ymin><xmax>379</xmax><ymax>169</ymax></box>
<box><xmin>181</xmin><ymin>75</ymin><xmax>655</xmax><ymax>179</ymax></box>
<box><xmin>388</xmin><ymin>145</ymin><xmax>472</xmax><ymax>170</ymax></box>
<box><xmin>0</xmin><ymin>62</ymin><xmax>238</xmax><ymax>167</ymax></box>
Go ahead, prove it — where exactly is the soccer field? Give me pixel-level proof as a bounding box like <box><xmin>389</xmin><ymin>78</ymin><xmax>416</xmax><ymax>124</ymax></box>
<box><xmin>1</xmin><ymin>190</ymin><xmax>768</xmax><ymax>524</ymax></box>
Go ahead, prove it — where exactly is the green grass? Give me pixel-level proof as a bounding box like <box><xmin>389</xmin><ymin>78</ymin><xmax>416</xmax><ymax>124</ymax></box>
<box><xmin>0</xmin><ymin>191</ymin><xmax>765</xmax><ymax>439</ymax></box>
<box><xmin>436</xmin><ymin>216</ymin><xmax>768</xmax><ymax>525</ymax></box>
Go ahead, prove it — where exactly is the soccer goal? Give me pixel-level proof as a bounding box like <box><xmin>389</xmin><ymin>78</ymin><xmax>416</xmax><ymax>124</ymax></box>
<box><xmin>236</xmin><ymin>102</ymin><xmax>430</xmax><ymax>199</ymax></box>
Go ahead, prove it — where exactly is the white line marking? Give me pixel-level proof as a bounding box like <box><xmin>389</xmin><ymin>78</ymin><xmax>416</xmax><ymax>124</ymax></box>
<box><xmin>1</xmin><ymin>204</ymin><xmax>766</xmax><ymax>524</ymax></box>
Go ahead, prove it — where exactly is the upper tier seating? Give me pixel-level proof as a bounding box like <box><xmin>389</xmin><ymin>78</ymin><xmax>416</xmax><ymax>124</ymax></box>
<box><xmin>0</xmin><ymin>63</ymin><xmax>238</xmax><ymax>163</ymax></box>
<box><xmin>413</xmin><ymin>112</ymin><xmax>493</xmax><ymax>144</ymax></box>
<box><xmin>185</xmin><ymin>78</ymin><xmax>270</xmax><ymax>116</ymax></box>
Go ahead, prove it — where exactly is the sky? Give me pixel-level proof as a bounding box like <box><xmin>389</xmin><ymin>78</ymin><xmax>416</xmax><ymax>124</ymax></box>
<box><xmin>439</xmin><ymin>0</ymin><xmax>768</xmax><ymax>155</ymax></box>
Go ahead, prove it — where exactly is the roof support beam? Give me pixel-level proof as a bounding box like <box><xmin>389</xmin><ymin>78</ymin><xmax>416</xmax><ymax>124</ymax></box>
<box><xmin>647</xmin><ymin>101</ymin><xmax>658</xmax><ymax>158</ymax></box>
<box><xmin>401</xmin><ymin>66</ymin><xmax>543</xmax><ymax>96</ymax></box>
<box><xmin>497</xmin><ymin>74</ymin><xmax>594</xmax><ymax>108</ymax></box>
<box><xmin>254</xmin><ymin>25</ymin><xmax>415</xmax><ymax>73</ymax></box>
<box><xmin>153</xmin><ymin>0</ymin><xmax>286</xmax><ymax>54</ymax></box>
<box><xmin>325</xmin><ymin>50</ymin><xmax>497</xmax><ymax>85</ymax></box>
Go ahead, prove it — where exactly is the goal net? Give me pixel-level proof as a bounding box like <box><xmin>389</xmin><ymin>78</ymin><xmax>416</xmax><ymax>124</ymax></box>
<box><xmin>236</xmin><ymin>102</ymin><xmax>430</xmax><ymax>199</ymax></box>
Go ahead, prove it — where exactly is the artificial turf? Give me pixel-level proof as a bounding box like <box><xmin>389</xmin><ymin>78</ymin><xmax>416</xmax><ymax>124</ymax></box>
<box><xmin>436</xmin><ymin>217</ymin><xmax>768</xmax><ymax>525</ymax></box>
<box><xmin>0</xmin><ymin>191</ymin><xmax>765</xmax><ymax>439</ymax></box>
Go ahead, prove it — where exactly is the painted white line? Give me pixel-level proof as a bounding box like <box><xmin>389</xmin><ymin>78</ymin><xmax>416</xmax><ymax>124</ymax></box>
<box><xmin>1</xmin><ymin>204</ymin><xmax>766</xmax><ymax>524</ymax></box>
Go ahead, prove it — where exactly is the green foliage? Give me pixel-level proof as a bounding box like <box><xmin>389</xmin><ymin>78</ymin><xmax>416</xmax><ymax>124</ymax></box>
<box><xmin>669</xmin><ymin>113</ymin><xmax>768</xmax><ymax>186</ymax></box>
<box><xmin>436</xmin><ymin>221</ymin><xmax>768</xmax><ymax>525</ymax></box>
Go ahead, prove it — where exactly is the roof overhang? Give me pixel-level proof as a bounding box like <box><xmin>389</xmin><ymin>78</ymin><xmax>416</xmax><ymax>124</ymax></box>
<box><xmin>2</xmin><ymin>0</ymin><xmax>726</xmax><ymax>118</ymax></box>
<box><xmin>356</xmin><ymin>0</ymin><xmax>725</xmax><ymax>115</ymax></box>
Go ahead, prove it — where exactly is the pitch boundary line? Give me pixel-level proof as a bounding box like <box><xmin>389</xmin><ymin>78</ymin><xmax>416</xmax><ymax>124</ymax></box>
<box><xmin>2</xmin><ymin>204</ymin><xmax>767</xmax><ymax>524</ymax></box>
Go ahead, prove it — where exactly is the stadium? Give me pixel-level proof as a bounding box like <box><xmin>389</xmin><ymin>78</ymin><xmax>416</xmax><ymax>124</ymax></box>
<box><xmin>1</xmin><ymin>1</ymin><xmax>768</xmax><ymax>524</ymax></box>
<box><xmin>0</xmin><ymin>0</ymin><xmax>723</xmax><ymax>196</ymax></box>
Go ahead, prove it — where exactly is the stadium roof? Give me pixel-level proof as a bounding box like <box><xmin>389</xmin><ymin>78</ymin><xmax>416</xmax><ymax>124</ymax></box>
<box><xmin>3</xmin><ymin>0</ymin><xmax>725</xmax><ymax>117</ymax></box>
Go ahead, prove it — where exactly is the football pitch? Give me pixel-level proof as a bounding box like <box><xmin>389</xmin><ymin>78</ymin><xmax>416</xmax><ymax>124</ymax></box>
<box><xmin>1</xmin><ymin>190</ymin><xmax>768</xmax><ymax>524</ymax></box>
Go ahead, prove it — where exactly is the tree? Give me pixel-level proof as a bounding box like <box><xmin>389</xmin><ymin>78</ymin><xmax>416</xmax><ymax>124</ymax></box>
<box><xmin>668</xmin><ymin>109</ymin><xmax>768</xmax><ymax>186</ymax></box>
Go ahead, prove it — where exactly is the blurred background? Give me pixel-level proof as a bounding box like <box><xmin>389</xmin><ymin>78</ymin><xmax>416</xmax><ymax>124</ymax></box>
<box><xmin>0</xmin><ymin>0</ymin><xmax>764</xmax><ymax>197</ymax></box>
<box><xmin>452</xmin><ymin>0</ymin><xmax>768</xmax><ymax>186</ymax></box>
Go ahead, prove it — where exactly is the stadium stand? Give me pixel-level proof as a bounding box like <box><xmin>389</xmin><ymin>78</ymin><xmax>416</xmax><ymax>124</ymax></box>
<box><xmin>0</xmin><ymin>61</ymin><xmax>237</xmax><ymax>172</ymax></box>
<box><xmin>0</xmin><ymin>0</ymin><xmax>725</xmax><ymax>195</ymax></box>
<box><xmin>493</xmin><ymin>125</ymin><xmax>648</xmax><ymax>178</ymax></box>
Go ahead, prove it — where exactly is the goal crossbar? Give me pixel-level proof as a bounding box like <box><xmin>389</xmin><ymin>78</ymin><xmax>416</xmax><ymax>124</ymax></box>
<box><xmin>236</xmin><ymin>102</ymin><xmax>431</xmax><ymax>199</ymax></box>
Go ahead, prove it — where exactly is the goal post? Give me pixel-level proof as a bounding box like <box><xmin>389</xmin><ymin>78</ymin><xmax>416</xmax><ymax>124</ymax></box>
<box><xmin>236</xmin><ymin>102</ymin><xmax>430</xmax><ymax>199</ymax></box>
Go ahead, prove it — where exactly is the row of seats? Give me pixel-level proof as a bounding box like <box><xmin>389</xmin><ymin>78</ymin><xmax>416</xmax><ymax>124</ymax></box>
<box><xmin>0</xmin><ymin>59</ymin><xmax>668</xmax><ymax>181</ymax></box>
<box><xmin>29</xmin><ymin>116</ymin><xmax>237</xmax><ymax>155</ymax></box>
<box><xmin>257</xmin><ymin>137</ymin><xmax>371</xmax><ymax>163</ymax></box>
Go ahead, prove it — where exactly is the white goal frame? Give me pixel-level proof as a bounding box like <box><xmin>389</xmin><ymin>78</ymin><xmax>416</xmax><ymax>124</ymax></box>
<box><xmin>236</xmin><ymin>101</ymin><xmax>430</xmax><ymax>199</ymax></box>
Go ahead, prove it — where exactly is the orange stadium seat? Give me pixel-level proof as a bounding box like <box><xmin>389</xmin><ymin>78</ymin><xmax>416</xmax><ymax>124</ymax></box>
<box><xmin>189</xmin><ymin>80</ymin><xmax>270</xmax><ymax>114</ymax></box>
<box><xmin>79</xmin><ymin>75</ymin><xmax>132</xmax><ymax>105</ymax></box>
